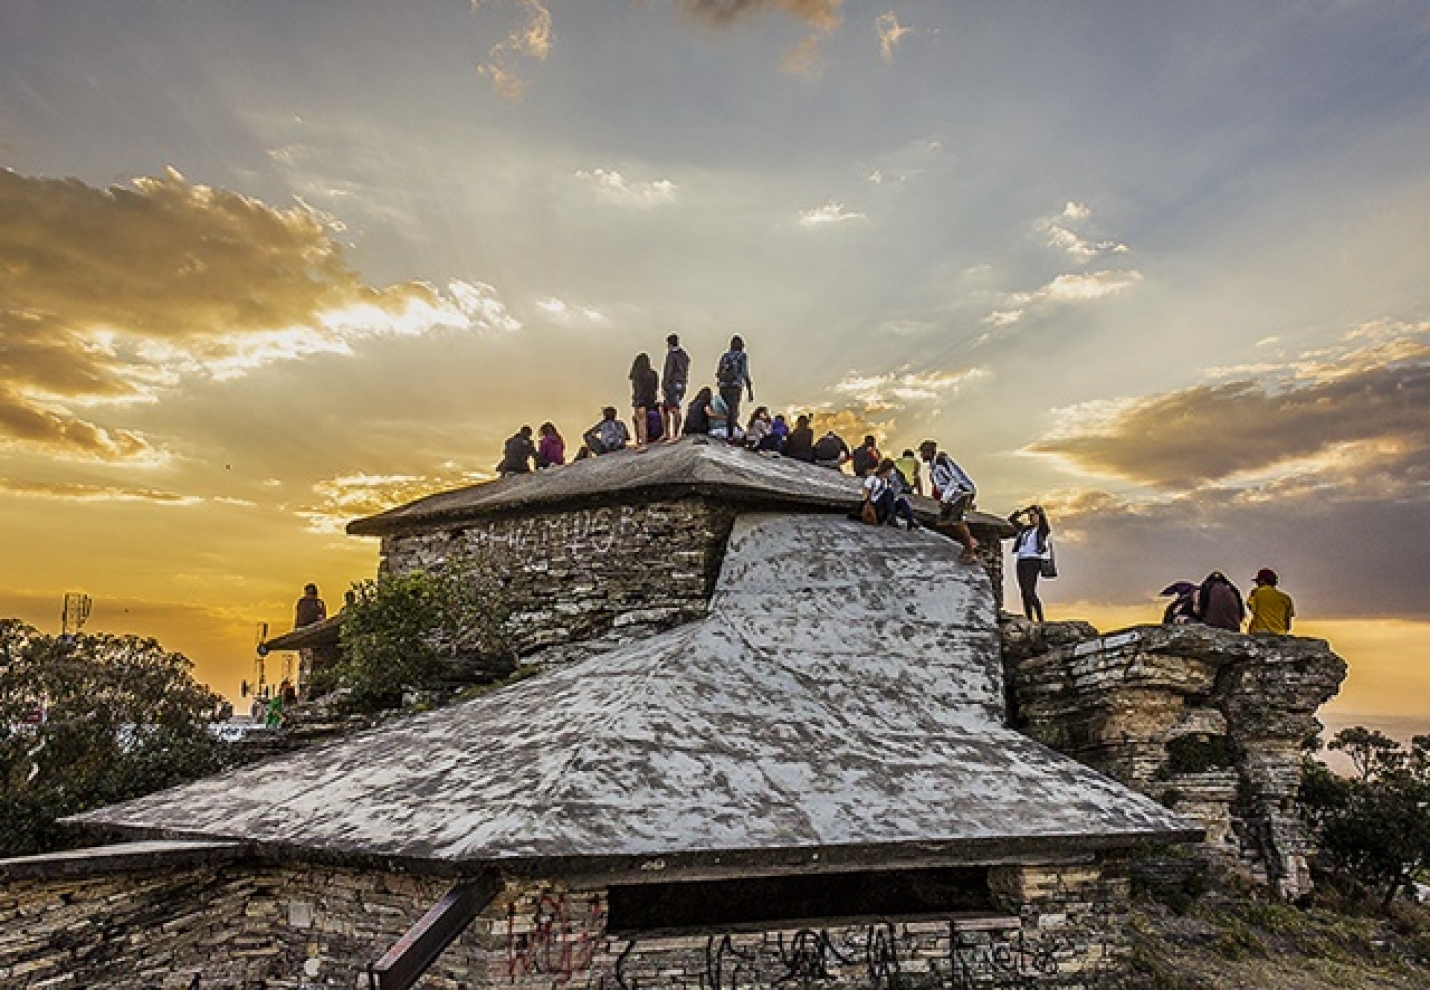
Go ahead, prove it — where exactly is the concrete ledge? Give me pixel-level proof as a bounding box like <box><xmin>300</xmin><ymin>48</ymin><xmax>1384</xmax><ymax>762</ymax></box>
<box><xmin>0</xmin><ymin>839</ymin><xmax>248</xmax><ymax>880</ymax></box>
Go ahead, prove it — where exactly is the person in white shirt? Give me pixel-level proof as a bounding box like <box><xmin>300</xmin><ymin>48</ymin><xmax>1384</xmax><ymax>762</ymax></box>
<box><xmin>918</xmin><ymin>439</ymin><xmax>979</xmax><ymax>563</ymax></box>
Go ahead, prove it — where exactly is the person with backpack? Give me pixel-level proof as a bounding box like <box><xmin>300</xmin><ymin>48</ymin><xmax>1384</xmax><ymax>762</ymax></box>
<box><xmin>661</xmin><ymin>333</ymin><xmax>690</xmax><ymax>441</ymax></box>
<box><xmin>918</xmin><ymin>439</ymin><xmax>979</xmax><ymax>564</ymax></box>
<box><xmin>715</xmin><ymin>335</ymin><xmax>753</xmax><ymax>438</ymax></box>
<box><xmin>582</xmin><ymin>407</ymin><xmax>631</xmax><ymax>455</ymax></box>
<box><xmin>812</xmin><ymin>430</ymin><xmax>851</xmax><ymax>469</ymax></box>
<box><xmin>1196</xmin><ymin>571</ymin><xmax>1245</xmax><ymax>631</ymax></box>
<box><xmin>1009</xmin><ymin>504</ymin><xmax>1052</xmax><ymax>621</ymax></box>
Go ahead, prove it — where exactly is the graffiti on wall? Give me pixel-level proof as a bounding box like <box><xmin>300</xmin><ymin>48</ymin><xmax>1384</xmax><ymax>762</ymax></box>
<box><xmin>584</xmin><ymin>921</ymin><xmax>1131</xmax><ymax>990</ymax></box>
<box><xmin>506</xmin><ymin>893</ymin><xmax>608</xmax><ymax>986</ymax></box>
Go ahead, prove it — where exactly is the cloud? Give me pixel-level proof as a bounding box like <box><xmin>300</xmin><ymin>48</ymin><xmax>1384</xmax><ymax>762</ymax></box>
<box><xmin>833</xmin><ymin>368</ymin><xmax>987</xmax><ymax>410</ymax></box>
<box><xmin>1029</xmin><ymin>322</ymin><xmax>1430</xmax><ymax>490</ymax></box>
<box><xmin>875</xmin><ymin>11</ymin><xmax>913</xmax><ymax>63</ymax></box>
<box><xmin>574</xmin><ymin>169</ymin><xmax>678</xmax><ymax>208</ymax></box>
<box><xmin>294</xmin><ymin>471</ymin><xmax>492</xmax><ymax>534</ymax></box>
<box><xmin>679</xmin><ymin>0</ymin><xmax>843</xmax><ymax>74</ymax></box>
<box><xmin>798</xmin><ymin>200</ymin><xmax>866</xmax><ymax>226</ymax></box>
<box><xmin>979</xmin><ymin>270</ymin><xmax>1142</xmax><ymax>334</ymax></box>
<box><xmin>0</xmin><ymin>478</ymin><xmax>199</xmax><ymax>504</ymax></box>
<box><xmin>535</xmin><ymin>297</ymin><xmax>609</xmax><ymax>325</ymax></box>
<box><xmin>0</xmin><ymin>169</ymin><xmax>504</xmax><ymax>458</ymax></box>
<box><xmin>1037</xmin><ymin>202</ymin><xmax>1130</xmax><ymax>262</ymax></box>
<box><xmin>473</xmin><ymin>0</ymin><xmax>553</xmax><ymax>99</ymax></box>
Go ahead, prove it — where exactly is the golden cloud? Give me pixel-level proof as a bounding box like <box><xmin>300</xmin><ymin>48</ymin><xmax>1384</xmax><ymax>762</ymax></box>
<box><xmin>1030</xmin><ymin>325</ymin><xmax>1430</xmax><ymax>491</ymax></box>
<box><xmin>0</xmin><ymin>169</ymin><xmax>482</xmax><ymax>459</ymax></box>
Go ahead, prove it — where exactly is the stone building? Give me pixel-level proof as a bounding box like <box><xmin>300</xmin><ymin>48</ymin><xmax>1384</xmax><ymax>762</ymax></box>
<box><xmin>3</xmin><ymin>442</ymin><xmax>1207</xmax><ymax>989</ymax></box>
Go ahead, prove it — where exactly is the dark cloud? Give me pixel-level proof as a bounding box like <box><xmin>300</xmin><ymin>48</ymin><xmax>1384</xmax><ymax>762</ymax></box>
<box><xmin>1025</xmin><ymin>328</ymin><xmax>1430</xmax><ymax>621</ymax></box>
<box><xmin>0</xmin><ymin>168</ymin><xmax>446</xmax><ymax>459</ymax></box>
<box><xmin>1040</xmin><ymin>485</ymin><xmax>1430</xmax><ymax>621</ymax></box>
<box><xmin>1031</xmin><ymin>336</ymin><xmax>1430</xmax><ymax>490</ymax></box>
<box><xmin>679</xmin><ymin>0</ymin><xmax>842</xmax><ymax>30</ymax></box>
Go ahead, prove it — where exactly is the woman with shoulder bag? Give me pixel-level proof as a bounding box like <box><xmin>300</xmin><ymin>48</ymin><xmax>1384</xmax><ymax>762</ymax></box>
<box><xmin>1010</xmin><ymin>504</ymin><xmax>1053</xmax><ymax>622</ymax></box>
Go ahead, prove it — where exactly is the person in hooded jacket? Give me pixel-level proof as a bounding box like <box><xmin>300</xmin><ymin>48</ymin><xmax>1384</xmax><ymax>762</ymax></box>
<box><xmin>1196</xmin><ymin>571</ymin><xmax>1245</xmax><ymax>631</ymax></box>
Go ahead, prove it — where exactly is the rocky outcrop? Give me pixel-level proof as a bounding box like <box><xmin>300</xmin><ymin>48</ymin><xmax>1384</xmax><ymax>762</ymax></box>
<box><xmin>1004</xmin><ymin>623</ymin><xmax>1347</xmax><ymax>901</ymax></box>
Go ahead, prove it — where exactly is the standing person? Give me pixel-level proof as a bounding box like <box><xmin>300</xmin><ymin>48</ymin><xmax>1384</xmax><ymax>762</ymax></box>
<box><xmin>812</xmin><ymin>429</ymin><xmax>852</xmax><ymax>469</ymax></box>
<box><xmin>496</xmin><ymin>425</ymin><xmax>536</xmax><ymax>476</ymax></box>
<box><xmin>893</xmin><ymin>448</ymin><xmax>922</xmax><ymax>496</ymax></box>
<box><xmin>535</xmin><ymin>422</ymin><xmax>565</xmax><ymax>468</ymax></box>
<box><xmin>582</xmin><ymin>407</ymin><xmax>631</xmax><ymax>455</ymax></box>
<box><xmin>293</xmin><ymin>583</ymin><xmax>326</xmax><ymax>698</ymax></box>
<box><xmin>629</xmin><ymin>353</ymin><xmax>660</xmax><ymax>448</ymax></box>
<box><xmin>1246</xmin><ymin>568</ymin><xmax>1295</xmax><ymax>634</ymax></box>
<box><xmin>918</xmin><ymin>440</ymin><xmax>979</xmax><ymax>564</ymax></box>
<box><xmin>864</xmin><ymin>459</ymin><xmax>919</xmax><ymax>530</ymax></box>
<box><xmin>715</xmin><ymin>335</ymin><xmax>754</xmax><ymax>436</ymax></box>
<box><xmin>782</xmin><ymin>414</ymin><xmax>816</xmax><ymax>462</ymax></box>
<box><xmin>1009</xmin><ymin>505</ymin><xmax>1052</xmax><ymax>622</ymax></box>
<box><xmin>661</xmin><ymin>333</ymin><xmax>690</xmax><ymax>441</ymax></box>
<box><xmin>850</xmin><ymin>435</ymin><xmax>882</xmax><ymax>477</ymax></box>
<box><xmin>1196</xmin><ymin>571</ymin><xmax>1245</xmax><ymax>631</ymax></box>
<box><xmin>295</xmin><ymin>583</ymin><xmax>326</xmax><ymax>628</ymax></box>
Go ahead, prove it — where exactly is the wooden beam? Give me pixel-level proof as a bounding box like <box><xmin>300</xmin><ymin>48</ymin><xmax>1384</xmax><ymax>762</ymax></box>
<box><xmin>369</xmin><ymin>872</ymin><xmax>500</xmax><ymax>990</ymax></box>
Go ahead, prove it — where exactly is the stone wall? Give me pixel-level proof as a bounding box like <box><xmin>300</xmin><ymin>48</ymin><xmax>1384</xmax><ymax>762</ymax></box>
<box><xmin>378</xmin><ymin>498</ymin><xmax>739</xmax><ymax>662</ymax></box>
<box><xmin>1</xmin><ymin>857</ymin><xmax>1136</xmax><ymax>989</ymax></box>
<box><xmin>1003</xmin><ymin>623</ymin><xmax>1347</xmax><ymax>900</ymax></box>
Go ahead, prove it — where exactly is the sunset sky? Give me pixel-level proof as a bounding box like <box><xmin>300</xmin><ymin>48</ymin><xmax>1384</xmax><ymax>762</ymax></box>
<box><xmin>2</xmin><ymin>1</ymin><xmax>1427</xmax><ymax>736</ymax></box>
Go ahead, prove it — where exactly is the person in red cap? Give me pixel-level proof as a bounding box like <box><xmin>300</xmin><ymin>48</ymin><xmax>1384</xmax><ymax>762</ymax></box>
<box><xmin>1247</xmin><ymin>568</ymin><xmax>1295</xmax><ymax>634</ymax></box>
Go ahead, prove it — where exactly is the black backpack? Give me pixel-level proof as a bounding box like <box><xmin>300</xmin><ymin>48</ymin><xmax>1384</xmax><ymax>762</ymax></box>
<box><xmin>717</xmin><ymin>351</ymin><xmax>741</xmax><ymax>387</ymax></box>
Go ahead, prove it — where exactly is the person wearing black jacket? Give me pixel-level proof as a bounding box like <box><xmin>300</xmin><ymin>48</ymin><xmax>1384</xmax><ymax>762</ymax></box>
<box><xmin>497</xmin><ymin>425</ymin><xmax>536</xmax><ymax>476</ymax></box>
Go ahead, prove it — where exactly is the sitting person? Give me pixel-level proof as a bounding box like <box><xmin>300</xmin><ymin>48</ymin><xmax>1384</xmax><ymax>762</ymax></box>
<box><xmin>682</xmin><ymin>387</ymin><xmax>713</xmax><ymax>435</ymax></box>
<box><xmin>535</xmin><ymin>422</ymin><xmax>565</xmax><ymax>468</ymax></box>
<box><xmin>582</xmin><ymin>406</ymin><xmax>631</xmax><ymax>455</ymax></box>
<box><xmin>745</xmin><ymin>406</ymin><xmax>774</xmax><ymax>449</ymax></box>
<box><xmin>1195</xmin><ymin>571</ymin><xmax>1245</xmax><ymax>631</ymax></box>
<box><xmin>812</xmin><ymin>430</ymin><xmax>851</xmax><ymax>469</ymax></box>
<box><xmin>863</xmin><ymin>459</ymin><xmax>918</xmax><ymax>530</ymax></box>
<box><xmin>496</xmin><ymin>425</ymin><xmax>535</xmax><ymax>476</ymax></box>
<box><xmin>765</xmin><ymin>413</ymin><xmax>790</xmax><ymax>452</ymax></box>
<box><xmin>782</xmin><ymin>414</ymin><xmax>815</xmax><ymax>461</ymax></box>
<box><xmin>850</xmin><ymin>435</ymin><xmax>881</xmax><ymax>477</ymax></box>
<box><xmin>707</xmin><ymin>390</ymin><xmax>730</xmax><ymax>439</ymax></box>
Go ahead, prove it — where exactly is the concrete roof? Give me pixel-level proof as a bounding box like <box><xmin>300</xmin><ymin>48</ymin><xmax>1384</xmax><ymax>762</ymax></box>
<box><xmin>347</xmin><ymin>437</ymin><xmax>1013</xmax><ymax>538</ymax></box>
<box><xmin>261</xmin><ymin>614</ymin><xmax>341</xmax><ymax>653</ymax></box>
<box><xmin>77</xmin><ymin>512</ymin><xmax>1195</xmax><ymax>871</ymax></box>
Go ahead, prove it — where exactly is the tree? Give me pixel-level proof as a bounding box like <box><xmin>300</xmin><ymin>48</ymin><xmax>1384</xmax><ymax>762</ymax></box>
<box><xmin>1300</xmin><ymin>726</ymin><xmax>1430</xmax><ymax>910</ymax></box>
<box><xmin>332</xmin><ymin>560</ymin><xmax>517</xmax><ymax>712</ymax></box>
<box><xmin>0</xmin><ymin>619</ymin><xmax>229</xmax><ymax>857</ymax></box>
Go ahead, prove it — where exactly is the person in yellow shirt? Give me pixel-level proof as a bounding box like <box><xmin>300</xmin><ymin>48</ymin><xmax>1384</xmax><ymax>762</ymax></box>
<box><xmin>1247</xmin><ymin>568</ymin><xmax>1295</xmax><ymax>634</ymax></box>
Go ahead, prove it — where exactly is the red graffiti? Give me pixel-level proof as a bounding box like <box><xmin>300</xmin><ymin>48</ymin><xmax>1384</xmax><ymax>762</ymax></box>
<box><xmin>506</xmin><ymin>892</ymin><xmax>607</xmax><ymax>986</ymax></box>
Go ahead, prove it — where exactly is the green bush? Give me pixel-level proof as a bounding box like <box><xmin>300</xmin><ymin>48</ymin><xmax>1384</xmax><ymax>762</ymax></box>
<box><xmin>0</xmin><ymin>619</ymin><xmax>229</xmax><ymax>856</ymax></box>
<box><xmin>333</xmin><ymin>561</ymin><xmax>516</xmax><ymax>712</ymax></box>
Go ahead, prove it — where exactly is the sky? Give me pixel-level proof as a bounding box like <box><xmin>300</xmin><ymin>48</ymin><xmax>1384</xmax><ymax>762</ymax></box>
<box><xmin>1</xmin><ymin>0</ymin><xmax>1427</xmax><ymax>736</ymax></box>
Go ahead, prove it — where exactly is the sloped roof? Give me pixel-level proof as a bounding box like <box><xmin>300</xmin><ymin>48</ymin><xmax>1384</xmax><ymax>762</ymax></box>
<box><xmin>77</xmin><ymin>513</ymin><xmax>1195</xmax><ymax>870</ymax></box>
<box><xmin>347</xmin><ymin>438</ymin><xmax>1013</xmax><ymax>538</ymax></box>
